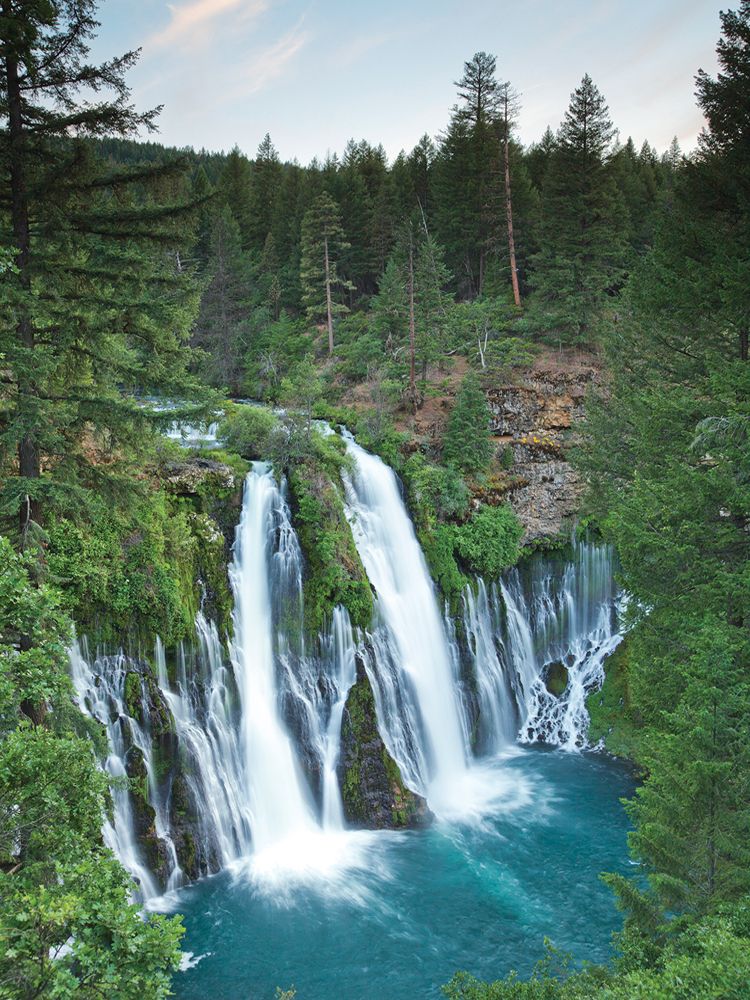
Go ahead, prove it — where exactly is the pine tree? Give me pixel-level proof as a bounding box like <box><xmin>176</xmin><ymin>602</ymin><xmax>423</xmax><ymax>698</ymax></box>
<box><xmin>193</xmin><ymin>206</ymin><xmax>252</xmax><ymax>392</ymax></box>
<box><xmin>0</xmin><ymin>0</ymin><xmax>208</xmax><ymax>543</ymax></box>
<box><xmin>218</xmin><ymin>146</ymin><xmax>254</xmax><ymax>248</ymax></box>
<box><xmin>247</xmin><ymin>133</ymin><xmax>282</xmax><ymax>253</ymax></box>
<box><xmin>531</xmin><ymin>74</ymin><xmax>628</xmax><ymax>341</ymax></box>
<box><xmin>434</xmin><ymin>53</ymin><xmax>504</xmax><ymax>297</ymax></box>
<box><xmin>443</xmin><ymin>371</ymin><xmax>493</xmax><ymax>474</ymax></box>
<box><xmin>299</xmin><ymin>192</ymin><xmax>354</xmax><ymax>355</ymax></box>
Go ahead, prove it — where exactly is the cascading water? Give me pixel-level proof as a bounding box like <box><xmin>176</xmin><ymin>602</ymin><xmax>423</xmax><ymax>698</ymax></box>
<box><xmin>154</xmin><ymin>621</ymin><xmax>252</xmax><ymax>872</ymax></box>
<box><xmin>228</xmin><ymin>464</ymin><xmax>318</xmax><ymax>852</ymax></box>
<box><xmin>462</xmin><ymin>539</ymin><xmax>621</xmax><ymax>752</ymax></box>
<box><xmin>70</xmin><ymin>420</ymin><xmax>624</xmax><ymax>910</ymax></box>
<box><xmin>70</xmin><ymin>641</ymin><xmax>171</xmax><ymax>900</ymax></box>
<box><xmin>341</xmin><ymin>435</ymin><xmax>471</xmax><ymax>809</ymax></box>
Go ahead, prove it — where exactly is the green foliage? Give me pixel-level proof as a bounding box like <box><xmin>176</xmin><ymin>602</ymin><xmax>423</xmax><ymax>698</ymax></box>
<box><xmin>574</xmin><ymin>0</ymin><xmax>750</xmax><ymax>965</ymax></box>
<box><xmin>288</xmin><ymin>449</ymin><xmax>372</xmax><ymax>633</ymax></box>
<box><xmin>444</xmin><ymin>372</ymin><xmax>494</xmax><ymax>475</ymax></box>
<box><xmin>0</xmin><ymin>538</ymin><xmax>72</xmax><ymax>728</ymax></box>
<box><xmin>585</xmin><ymin>640</ymin><xmax>641</xmax><ymax>759</ymax></box>
<box><xmin>451</xmin><ymin>505</ymin><xmax>523</xmax><ymax>579</ymax></box>
<box><xmin>530</xmin><ymin>75</ymin><xmax>628</xmax><ymax>343</ymax></box>
<box><xmin>404</xmin><ymin>453</ymin><xmax>470</xmax><ymax>531</ymax></box>
<box><xmin>219</xmin><ymin>405</ymin><xmax>280</xmax><ymax>459</ymax></box>
<box><xmin>420</xmin><ymin>525</ymin><xmax>470</xmax><ymax>605</ymax></box>
<box><xmin>0</xmin><ymin>537</ymin><xmax>183</xmax><ymax>998</ymax></box>
<box><xmin>0</xmin><ymin>0</ymin><xmax>215</xmax><ymax>539</ymax></box>
<box><xmin>299</xmin><ymin>192</ymin><xmax>354</xmax><ymax>350</ymax></box>
<box><xmin>193</xmin><ymin>206</ymin><xmax>254</xmax><ymax>393</ymax></box>
<box><xmin>44</xmin><ymin>486</ymin><xmax>225</xmax><ymax>646</ymax></box>
<box><xmin>442</xmin><ymin>913</ymin><xmax>750</xmax><ymax>999</ymax></box>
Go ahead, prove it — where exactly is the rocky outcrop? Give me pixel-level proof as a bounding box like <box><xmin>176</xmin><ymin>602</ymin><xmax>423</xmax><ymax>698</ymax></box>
<box><xmin>485</xmin><ymin>352</ymin><xmax>604</xmax><ymax>543</ymax></box>
<box><xmin>338</xmin><ymin>658</ymin><xmax>430</xmax><ymax>829</ymax></box>
<box><xmin>160</xmin><ymin>456</ymin><xmax>244</xmax><ymax>632</ymax></box>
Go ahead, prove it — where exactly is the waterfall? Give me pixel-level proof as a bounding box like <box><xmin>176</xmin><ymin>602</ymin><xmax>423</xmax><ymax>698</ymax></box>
<box><xmin>463</xmin><ymin>539</ymin><xmax>621</xmax><ymax>751</ymax></box>
<box><xmin>341</xmin><ymin>435</ymin><xmax>470</xmax><ymax>808</ymax></box>
<box><xmin>70</xmin><ymin>465</ymin><xmax>361</xmax><ymax>898</ymax></box>
<box><xmin>69</xmin><ymin>427</ymin><xmax>623</xmax><ymax>900</ymax></box>
<box><xmin>70</xmin><ymin>641</ymin><xmax>168</xmax><ymax>901</ymax></box>
<box><xmin>153</xmin><ymin>621</ymin><xmax>252</xmax><ymax>871</ymax></box>
<box><xmin>229</xmin><ymin>464</ymin><xmax>318</xmax><ymax>851</ymax></box>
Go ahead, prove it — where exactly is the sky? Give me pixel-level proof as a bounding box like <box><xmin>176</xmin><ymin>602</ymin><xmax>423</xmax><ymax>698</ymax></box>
<box><xmin>91</xmin><ymin>0</ymin><xmax>726</xmax><ymax>163</ymax></box>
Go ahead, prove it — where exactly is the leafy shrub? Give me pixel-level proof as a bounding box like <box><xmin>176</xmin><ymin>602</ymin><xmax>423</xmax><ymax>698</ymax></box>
<box><xmin>219</xmin><ymin>405</ymin><xmax>279</xmax><ymax>460</ymax></box>
<box><xmin>405</xmin><ymin>454</ymin><xmax>469</xmax><ymax>530</ymax></box>
<box><xmin>452</xmin><ymin>505</ymin><xmax>523</xmax><ymax>579</ymax></box>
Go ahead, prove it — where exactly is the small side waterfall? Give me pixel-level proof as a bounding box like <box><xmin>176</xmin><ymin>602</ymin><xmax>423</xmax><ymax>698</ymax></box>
<box><xmin>462</xmin><ymin>540</ymin><xmax>621</xmax><ymax>751</ymax></box>
<box><xmin>154</xmin><ymin>620</ymin><xmax>252</xmax><ymax>871</ymax></box>
<box><xmin>342</xmin><ymin>435</ymin><xmax>470</xmax><ymax>807</ymax></box>
<box><xmin>70</xmin><ymin>642</ymin><xmax>170</xmax><ymax>899</ymax></box>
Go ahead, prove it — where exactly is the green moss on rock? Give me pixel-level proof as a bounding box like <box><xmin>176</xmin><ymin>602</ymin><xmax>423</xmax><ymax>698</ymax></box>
<box><xmin>338</xmin><ymin>662</ymin><xmax>429</xmax><ymax>829</ymax></box>
<box><xmin>288</xmin><ymin>460</ymin><xmax>373</xmax><ymax>634</ymax></box>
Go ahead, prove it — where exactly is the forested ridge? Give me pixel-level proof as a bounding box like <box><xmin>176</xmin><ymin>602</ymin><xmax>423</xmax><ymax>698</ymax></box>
<box><xmin>1</xmin><ymin>0</ymin><xmax>749</xmax><ymax>997</ymax></box>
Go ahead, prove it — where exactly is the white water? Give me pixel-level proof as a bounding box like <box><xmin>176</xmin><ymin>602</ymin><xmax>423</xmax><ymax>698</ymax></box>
<box><xmin>229</xmin><ymin>465</ymin><xmax>318</xmax><ymax>852</ymax></box>
<box><xmin>341</xmin><ymin>435</ymin><xmax>471</xmax><ymax>811</ymax></box>
<box><xmin>463</xmin><ymin>539</ymin><xmax>621</xmax><ymax>752</ymax></box>
<box><xmin>70</xmin><ymin>642</ymin><xmax>164</xmax><ymax>901</ymax></box>
<box><xmin>70</xmin><ymin>431</ymin><xmax>623</xmax><ymax>901</ymax></box>
<box><xmin>154</xmin><ymin>622</ymin><xmax>252</xmax><ymax>872</ymax></box>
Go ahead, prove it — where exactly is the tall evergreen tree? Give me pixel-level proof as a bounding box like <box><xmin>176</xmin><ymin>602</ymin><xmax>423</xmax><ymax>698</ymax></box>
<box><xmin>581</xmin><ymin>0</ymin><xmax>750</xmax><ymax>949</ymax></box>
<box><xmin>218</xmin><ymin>145</ymin><xmax>254</xmax><ymax>248</ymax></box>
<box><xmin>434</xmin><ymin>53</ymin><xmax>504</xmax><ymax>298</ymax></box>
<box><xmin>531</xmin><ymin>74</ymin><xmax>628</xmax><ymax>341</ymax></box>
<box><xmin>193</xmin><ymin>206</ymin><xmax>252</xmax><ymax>392</ymax></box>
<box><xmin>247</xmin><ymin>132</ymin><xmax>282</xmax><ymax>253</ymax></box>
<box><xmin>0</xmin><ymin>0</ymin><xmax>208</xmax><ymax>543</ymax></box>
<box><xmin>299</xmin><ymin>192</ymin><xmax>354</xmax><ymax>355</ymax></box>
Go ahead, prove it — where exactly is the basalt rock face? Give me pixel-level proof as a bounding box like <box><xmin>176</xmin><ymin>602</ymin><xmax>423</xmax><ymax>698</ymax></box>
<box><xmin>485</xmin><ymin>353</ymin><xmax>605</xmax><ymax>543</ymax></box>
<box><xmin>338</xmin><ymin>657</ymin><xmax>430</xmax><ymax>830</ymax></box>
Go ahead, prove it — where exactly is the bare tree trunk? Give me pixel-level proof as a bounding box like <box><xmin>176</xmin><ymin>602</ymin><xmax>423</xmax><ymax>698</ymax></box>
<box><xmin>324</xmin><ymin>235</ymin><xmax>334</xmax><ymax>356</ymax></box>
<box><xmin>5</xmin><ymin>33</ymin><xmax>41</xmax><ymax>545</ymax></box>
<box><xmin>503</xmin><ymin>105</ymin><xmax>522</xmax><ymax>308</ymax></box>
<box><xmin>408</xmin><ymin>232</ymin><xmax>417</xmax><ymax>412</ymax></box>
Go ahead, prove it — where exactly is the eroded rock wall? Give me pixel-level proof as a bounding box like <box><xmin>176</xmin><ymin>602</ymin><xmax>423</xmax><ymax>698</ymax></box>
<box><xmin>485</xmin><ymin>352</ymin><xmax>604</xmax><ymax>543</ymax></box>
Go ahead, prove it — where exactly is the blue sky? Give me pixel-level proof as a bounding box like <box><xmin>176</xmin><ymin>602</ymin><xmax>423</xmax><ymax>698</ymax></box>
<box><xmin>91</xmin><ymin>0</ymin><xmax>725</xmax><ymax>163</ymax></box>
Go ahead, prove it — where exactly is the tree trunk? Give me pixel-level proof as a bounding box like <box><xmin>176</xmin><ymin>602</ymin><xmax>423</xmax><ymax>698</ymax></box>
<box><xmin>5</xmin><ymin>35</ymin><xmax>41</xmax><ymax>544</ymax></box>
<box><xmin>740</xmin><ymin>328</ymin><xmax>748</xmax><ymax>361</ymax></box>
<box><xmin>408</xmin><ymin>233</ymin><xmax>417</xmax><ymax>412</ymax></box>
<box><xmin>324</xmin><ymin>235</ymin><xmax>334</xmax><ymax>356</ymax></box>
<box><xmin>503</xmin><ymin>122</ymin><xmax>521</xmax><ymax>308</ymax></box>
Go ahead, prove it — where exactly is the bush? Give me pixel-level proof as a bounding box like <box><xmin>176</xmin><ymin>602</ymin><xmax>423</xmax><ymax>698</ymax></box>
<box><xmin>404</xmin><ymin>454</ymin><xmax>469</xmax><ymax>530</ymax></box>
<box><xmin>219</xmin><ymin>405</ymin><xmax>279</xmax><ymax>460</ymax></box>
<box><xmin>452</xmin><ymin>505</ymin><xmax>523</xmax><ymax>579</ymax></box>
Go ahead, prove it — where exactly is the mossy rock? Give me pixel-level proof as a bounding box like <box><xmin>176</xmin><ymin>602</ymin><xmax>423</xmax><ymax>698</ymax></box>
<box><xmin>544</xmin><ymin>660</ymin><xmax>569</xmax><ymax>698</ymax></box>
<box><xmin>337</xmin><ymin>659</ymin><xmax>429</xmax><ymax>829</ymax></box>
<box><xmin>288</xmin><ymin>460</ymin><xmax>373</xmax><ymax>634</ymax></box>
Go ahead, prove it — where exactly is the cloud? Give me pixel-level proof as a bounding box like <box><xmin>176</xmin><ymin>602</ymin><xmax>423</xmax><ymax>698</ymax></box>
<box><xmin>147</xmin><ymin>0</ymin><xmax>270</xmax><ymax>50</ymax></box>
<box><xmin>233</xmin><ymin>20</ymin><xmax>310</xmax><ymax>97</ymax></box>
<box><xmin>335</xmin><ymin>31</ymin><xmax>394</xmax><ymax>68</ymax></box>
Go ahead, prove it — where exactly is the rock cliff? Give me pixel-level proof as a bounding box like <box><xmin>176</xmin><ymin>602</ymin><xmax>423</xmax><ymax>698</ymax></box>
<box><xmin>485</xmin><ymin>351</ymin><xmax>604</xmax><ymax>543</ymax></box>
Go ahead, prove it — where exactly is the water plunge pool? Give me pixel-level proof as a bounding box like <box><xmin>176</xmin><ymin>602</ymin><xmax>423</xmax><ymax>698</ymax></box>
<box><xmin>166</xmin><ymin>748</ymin><xmax>634</xmax><ymax>999</ymax></box>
